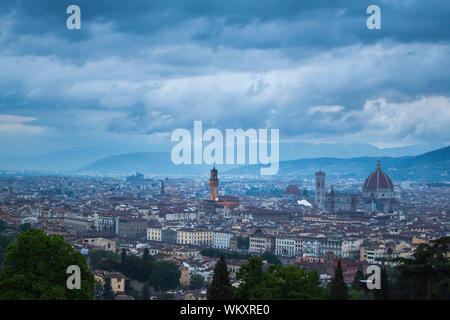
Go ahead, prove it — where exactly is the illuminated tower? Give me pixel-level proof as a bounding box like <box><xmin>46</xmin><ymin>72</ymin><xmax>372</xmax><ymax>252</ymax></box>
<box><xmin>315</xmin><ymin>171</ymin><xmax>325</xmax><ymax>209</ymax></box>
<box><xmin>209</xmin><ymin>166</ymin><xmax>219</xmax><ymax>201</ymax></box>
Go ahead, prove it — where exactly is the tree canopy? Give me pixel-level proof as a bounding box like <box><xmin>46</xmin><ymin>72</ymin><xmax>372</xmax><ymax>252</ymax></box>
<box><xmin>207</xmin><ymin>254</ymin><xmax>233</xmax><ymax>300</ymax></box>
<box><xmin>234</xmin><ymin>257</ymin><xmax>325</xmax><ymax>300</ymax></box>
<box><xmin>328</xmin><ymin>259</ymin><xmax>347</xmax><ymax>300</ymax></box>
<box><xmin>148</xmin><ymin>260</ymin><xmax>181</xmax><ymax>292</ymax></box>
<box><xmin>0</xmin><ymin>229</ymin><xmax>95</xmax><ymax>300</ymax></box>
<box><xmin>189</xmin><ymin>274</ymin><xmax>206</xmax><ymax>290</ymax></box>
<box><xmin>392</xmin><ymin>237</ymin><xmax>450</xmax><ymax>300</ymax></box>
<box><xmin>261</xmin><ymin>251</ymin><xmax>282</xmax><ymax>265</ymax></box>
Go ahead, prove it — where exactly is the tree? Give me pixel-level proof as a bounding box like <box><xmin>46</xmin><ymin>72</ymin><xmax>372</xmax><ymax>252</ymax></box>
<box><xmin>393</xmin><ymin>237</ymin><xmax>450</xmax><ymax>300</ymax></box>
<box><xmin>234</xmin><ymin>257</ymin><xmax>325</xmax><ymax>300</ymax></box>
<box><xmin>0</xmin><ymin>229</ymin><xmax>95</xmax><ymax>299</ymax></box>
<box><xmin>207</xmin><ymin>254</ymin><xmax>233</xmax><ymax>300</ymax></box>
<box><xmin>121</xmin><ymin>249</ymin><xmax>127</xmax><ymax>265</ymax></box>
<box><xmin>261</xmin><ymin>251</ymin><xmax>281</xmax><ymax>265</ymax></box>
<box><xmin>237</xmin><ymin>236</ymin><xmax>249</xmax><ymax>250</ymax></box>
<box><xmin>351</xmin><ymin>269</ymin><xmax>366</xmax><ymax>290</ymax></box>
<box><xmin>103</xmin><ymin>277</ymin><xmax>115</xmax><ymax>300</ymax></box>
<box><xmin>117</xmin><ymin>248</ymin><xmax>155</xmax><ymax>282</ymax></box>
<box><xmin>200</xmin><ymin>248</ymin><xmax>252</xmax><ymax>260</ymax></box>
<box><xmin>0</xmin><ymin>219</ymin><xmax>8</xmax><ymax>232</ymax></box>
<box><xmin>19</xmin><ymin>223</ymin><xmax>32</xmax><ymax>233</ymax></box>
<box><xmin>143</xmin><ymin>248</ymin><xmax>150</xmax><ymax>262</ymax></box>
<box><xmin>142</xmin><ymin>282</ymin><xmax>150</xmax><ymax>300</ymax></box>
<box><xmin>189</xmin><ymin>274</ymin><xmax>206</xmax><ymax>290</ymax></box>
<box><xmin>234</xmin><ymin>257</ymin><xmax>264</xmax><ymax>300</ymax></box>
<box><xmin>88</xmin><ymin>249</ymin><xmax>120</xmax><ymax>271</ymax></box>
<box><xmin>328</xmin><ymin>259</ymin><xmax>347</xmax><ymax>300</ymax></box>
<box><xmin>148</xmin><ymin>260</ymin><xmax>181</xmax><ymax>292</ymax></box>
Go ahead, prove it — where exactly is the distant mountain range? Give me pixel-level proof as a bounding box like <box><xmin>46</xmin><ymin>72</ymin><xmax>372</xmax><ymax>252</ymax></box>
<box><xmin>76</xmin><ymin>146</ymin><xmax>450</xmax><ymax>182</ymax></box>
<box><xmin>226</xmin><ymin>146</ymin><xmax>450</xmax><ymax>181</ymax></box>
<box><xmin>0</xmin><ymin>144</ymin><xmax>448</xmax><ymax>181</ymax></box>
<box><xmin>0</xmin><ymin>142</ymin><xmax>444</xmax><ymax>171</ymax></box>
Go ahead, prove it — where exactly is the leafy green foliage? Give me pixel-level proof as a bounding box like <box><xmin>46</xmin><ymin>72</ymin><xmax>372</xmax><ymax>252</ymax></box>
<box><xmin>148</xmin><ymin>260</ymin><xmax>181</xmax><ymax>292</ymax></box>
<box><xmin>0</xmin><ymin>234</ymin><xmax>17</xmax><ymax>250</ymax></box>
<box><xmin>261</xmin><ymin>251</ymin><xmax>282</xmax><ymax>265</ymax></box>
<box><xmin>236</xmin><ymin>236</ymin><xmax>249</xmax><ymax>250</ymax></box>
<box><xmin>141</xmin><ymin>282</ymin><xmax>150</xmax><ymax>300</ymax></box>
<box><xmin>91</xmin><ymin>248</ymin><xmax>180</xmax><ymax>293</ymax></box>
<box><xmin>351</xmin><ymin>268</ymin><xmax>366</xmax><ymax>290</ymax></box>
<box><xmin>207</xmin><ymin>254</ymin><xmax>233</xmax><ymax>300</ymax></box>
<box><xmin>189</xmin><ymin>274</ymin><xmax>206</xmax><ymax>290</ymax></box>
<box><xmin>89</xmin><ymin>250</ymin><xmax>121</xmax><ymax>271</ymax></box>
<box><xmin>393</xmin><ymin>236</ymin><xmax>450</xmax><ymax>300</ymax></box>
<box><xmin>348</xmin><ymin>289</ymin><xmax>374</xmax><ymax>300</ymax></box>
<box><xmin>201</xmin><ymin>248</ymin><xmax>252</xmax><ymax>260</ymax></box>
<box><xmin>156</xmin><ymin>292</ymin><xmax>174</xmax><ymax>300</ymax></box>
<box><xmin>19</xmin><ymin>223</ymin><xmax>32</xmax><ymax>233</ymax></box>
<box><xmin>102</xmin><ymin>277</ymin><xmax>115</xmax><ymax>300</ymax></box>
<box><xmin>0</xmin><ymin>219</ymin><xmax>9</xmax><ymax>232</ymax></box>
<box><xmin>234</xmin><ymin>257</ymin><xmax>325</xmax><ymax>300</ymax></box>
<box><xmin>0</xmin><ymin>229</ymin><xmax>95</xmax><ymax>300</ymax></box>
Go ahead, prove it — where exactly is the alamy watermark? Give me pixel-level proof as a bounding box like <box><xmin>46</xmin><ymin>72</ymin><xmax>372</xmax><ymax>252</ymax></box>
<box><xmin>366</xmin><ymin>265</ymin><xmax>381</xmax><ymax>290</ymax></box>
<box><xmin>171</xmin><ymin>121</ymin><xmax>279</xmax><ymax>175</ymax></box>
<box><xmin>66</xmin><ymin>265</ymin><xmax>81</xmax><ymax>289</ymax></box>
<box><xmin>65</xmin><ymin>4</ymin><xmax>380</xmax><ymax>31</ymax></box>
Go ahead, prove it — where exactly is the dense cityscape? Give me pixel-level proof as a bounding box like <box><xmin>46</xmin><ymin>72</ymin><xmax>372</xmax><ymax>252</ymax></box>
<box><xmin>0</xmin><ymin>0</ymin><xmax>448</xmax><ymax>309</ymax></box>
<box><xmin>1</xmin><ymin>158</ymin><xmax>448</xmax><ymax>300</ymax></box>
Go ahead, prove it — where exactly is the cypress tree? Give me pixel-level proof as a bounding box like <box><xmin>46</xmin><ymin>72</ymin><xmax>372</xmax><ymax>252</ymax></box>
<box><xmin>143</xmin><ymin>248</ymin><xmax>150</xmax><ymax>262</ymax></box>
<box><xmin>328</xmin><ymin>259</ymin><xmax>347</xmax><ymax>300</ymax></box>
<box><xmin>207</xmin><ymin>254</ymin><xmax>233</xmax><ymax>300</ymax></box>
<box><xmin>121</xmin><ymin>249</ymin><xmax>127</xmax><ymax>264</ymax></box>
<box><xmin>352</xmin><ymin>268</ymin><xmax>366</xmax><ymax>290</ymax></box>
<box><xmin>103</xmin><ymin>277</ymin><xmax>115</xmax><ymax>300</ymax></box>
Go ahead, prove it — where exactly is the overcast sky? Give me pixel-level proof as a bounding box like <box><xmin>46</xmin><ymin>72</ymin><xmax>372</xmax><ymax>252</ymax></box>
<box><xmin>0</xmin><ymin>0</ymin><xmax>449</xmax><ymax>157</ymax></box>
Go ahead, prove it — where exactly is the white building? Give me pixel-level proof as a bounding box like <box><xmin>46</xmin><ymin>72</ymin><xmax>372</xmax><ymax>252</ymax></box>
<box><xmin>249</xmin><ymin>234</ymin><xmax>274</xmax><ymax>254</ymax></box>
<box><xmin>300</xmin><ymin>237</ymin><xmax>321</xmax><ymax>257</ymax></box>
<box><xmin>212</xmin><ymin>231</ymin><xmax>233</xmax><ymax>249</ymax></box>
<box><xmin>275</xmin><ymin>236</ymin><xmax>302</xmax><ymax>257</ymax></box>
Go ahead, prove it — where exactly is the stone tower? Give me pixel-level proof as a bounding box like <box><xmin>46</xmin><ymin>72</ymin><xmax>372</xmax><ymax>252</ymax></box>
<box><xmin>330</xmin><ymin>186</ymin><xmax>335</xmax><ymax>214</ymax></box>
<box><xmin>209</xmin><ymin>166</ymin><xmax>219</xmax><ymax>201</ymax></box>
<box><xmin>315</xmin><ymin>171</ymin><xmax>325</xmax><ymax>209</ymax></box>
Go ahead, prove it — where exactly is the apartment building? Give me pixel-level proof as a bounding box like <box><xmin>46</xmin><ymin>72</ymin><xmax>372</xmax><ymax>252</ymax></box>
<box><xmin>249</xmin><ymin>234</ymin><xmax>274</xmax><ymax>254</ymax></box>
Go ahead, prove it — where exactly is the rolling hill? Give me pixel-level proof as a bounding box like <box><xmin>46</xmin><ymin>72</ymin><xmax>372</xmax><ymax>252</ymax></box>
<box><xmin>79</xmin><ymin>146</ymin><xmax>450</xmax><ymax>181</ymax></box>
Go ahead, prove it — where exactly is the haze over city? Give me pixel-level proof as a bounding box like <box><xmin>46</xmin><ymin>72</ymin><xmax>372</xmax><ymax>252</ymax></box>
<box><xmin>0</xmin><ymin>0</ymin><xmax>448</xmax><ymax>308</ymax></box>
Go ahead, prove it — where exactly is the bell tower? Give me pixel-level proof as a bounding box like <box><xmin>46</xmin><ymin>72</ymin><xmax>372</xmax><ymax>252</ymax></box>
<box><xmin>315</xmin><ymin>171</ymin><xmax>325</xmax><ymax>209</ymax></box>
<box><xmin>209</xmin><ymin>166</ymin><xmax>219</xmax><ymax>201</ymax></box>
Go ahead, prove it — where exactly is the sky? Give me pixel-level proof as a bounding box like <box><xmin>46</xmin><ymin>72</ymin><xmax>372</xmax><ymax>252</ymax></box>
<box><xmin>0</xmin><ymin>0</ymin><xmax>449</xmax><ymax>159</ymax></box>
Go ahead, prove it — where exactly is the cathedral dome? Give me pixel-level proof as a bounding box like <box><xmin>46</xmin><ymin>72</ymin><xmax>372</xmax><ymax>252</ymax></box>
<box><xmin>285</xmin><ymin>185</ymin><xmax>301</xmax><ymax>196</ymax></box>
<box><xmin>363</xmin><ymin>160</ymin><xmax>394</xmax><ymax>193</ymax></box>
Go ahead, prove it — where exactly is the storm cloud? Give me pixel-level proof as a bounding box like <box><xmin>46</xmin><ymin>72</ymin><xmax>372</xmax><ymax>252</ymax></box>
<box><xmin>0</xmin><ymin>0</ymin><xmax>448</xmax><ymax>157</ymax></box>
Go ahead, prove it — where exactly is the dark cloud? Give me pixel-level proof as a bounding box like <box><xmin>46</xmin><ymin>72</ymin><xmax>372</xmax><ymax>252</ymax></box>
<box><xmin>0</xmin><ymin>0</ymin><xmax>448</xmax><ymax>156</ymax></box>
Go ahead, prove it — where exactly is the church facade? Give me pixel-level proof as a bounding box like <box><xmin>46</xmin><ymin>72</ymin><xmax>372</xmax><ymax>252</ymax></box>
<box><xmin>314</xmin><ymin>160</ymin><xmax>398</xmax><ymax>213</ymax></box>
